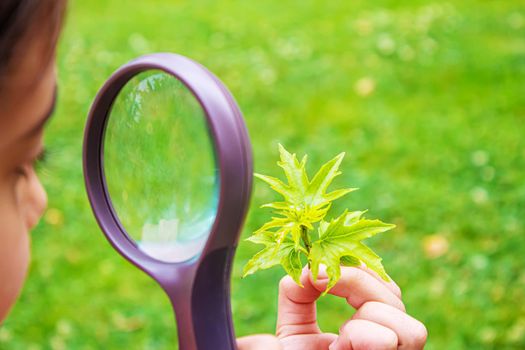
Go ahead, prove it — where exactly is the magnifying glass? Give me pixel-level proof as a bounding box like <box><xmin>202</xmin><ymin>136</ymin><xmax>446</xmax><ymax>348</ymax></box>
<box><xmin>83</xmin><ymin>53</ymin><xmax>252</xmax><ymax>349</ymax></box>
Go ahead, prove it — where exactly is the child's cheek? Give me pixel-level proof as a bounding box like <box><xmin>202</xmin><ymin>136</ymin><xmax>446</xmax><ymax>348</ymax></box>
<box><xmin>0</xmin><ymin>188</ymin><xmax>31</xmax><ymax>323</ymax></box>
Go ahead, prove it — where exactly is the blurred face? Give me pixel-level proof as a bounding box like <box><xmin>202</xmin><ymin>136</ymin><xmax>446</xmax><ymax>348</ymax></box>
<box><xmin>0</xmin><ymin>40</ymin><xmax>56</xmax><ymax>322</ymax></box>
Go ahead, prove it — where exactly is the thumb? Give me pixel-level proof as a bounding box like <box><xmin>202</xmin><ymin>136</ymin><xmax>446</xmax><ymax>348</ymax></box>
<box><xmin>276</xmin><ymin>267</ymin><xmax>322</xmax><ymax>337</ymax></box>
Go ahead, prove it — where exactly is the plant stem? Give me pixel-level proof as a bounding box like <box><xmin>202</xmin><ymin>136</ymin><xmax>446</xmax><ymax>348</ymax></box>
<box><xmin>300</xmin><ymin>225</ymin><xmax>311</xmax><ymax>268</ymax></box>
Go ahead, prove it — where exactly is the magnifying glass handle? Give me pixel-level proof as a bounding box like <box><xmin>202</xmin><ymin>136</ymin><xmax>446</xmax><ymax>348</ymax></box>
<box><xmin>171</xmin><ymin>297</ymin><xmax>235</xmax><ymax>350</ymax></box>
<box><xmin>166</xmin><ymin>247</ymin><xmax>237</xmax><ymax>350</ymax></box>
<box><xmin>170</xmin><ymin>297</ymin><xmax>198</xmax><ymax>349</ymax></box>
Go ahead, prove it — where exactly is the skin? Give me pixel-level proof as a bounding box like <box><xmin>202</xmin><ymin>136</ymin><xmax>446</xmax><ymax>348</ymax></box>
<box><xmin>0</xmin><ymin>34</ymin><xmax>55</xmax><ymax>322</ymax></box>
<box><xmin>238</xmin><ymin>265</ymin><xmax>428</xmax><ymax>349</ymax></box>
<box><xmin>0</xmin><ymin>17</ymin><xmax>427</xmax><ymax>350</ymax></box>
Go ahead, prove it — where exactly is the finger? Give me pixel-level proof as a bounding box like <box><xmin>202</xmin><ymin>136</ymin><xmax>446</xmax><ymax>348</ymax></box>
<box><xmin>357</xmin><ymin>264</ymin><xmax>402</xmax><ymax>299</ymax></box>
<box><xmin>330</xmin><ymin>319</ymin><xmax>398</xmax><ymax>350</ymax></box>
<box><xmin>237</xmin><ymin>334</ymin><xmax>282</xmax><ymax>350</ymax></box>
<box><xmin>309</xmin><ymin>266</ymin><xmax>405</xmax><ymax>311</ymax></box>
<box><xmin>277</xmin><ymin>268</ymin><xmax>322</xmax><ymax>337</ymax></box>
<box><xmin>353</xmin><ymin>301</ymin><xmax>427</xmax><ymax>349</ymax></box>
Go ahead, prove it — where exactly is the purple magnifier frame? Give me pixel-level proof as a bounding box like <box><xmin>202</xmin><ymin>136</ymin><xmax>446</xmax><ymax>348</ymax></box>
<box><xmin>83</xmin><ymin>53</ymin><xmax>252</xmax><ymax>350</ymax></box>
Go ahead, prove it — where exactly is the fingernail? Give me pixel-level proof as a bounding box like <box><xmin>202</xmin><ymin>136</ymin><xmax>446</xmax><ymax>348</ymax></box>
<box><xmin>311</xmin><ymin>264</ymin><xmax>329</xmax><ymax>293</ymax></box>
<box><xmin>317</xmin><ymin>264</ymin><xmax>328</xmax><ymax>280</ymax></box>
<box><xmin>328</xmin><ymin>338</ymin><xmax>339</xmax><ymax>350</ymax></box>
<box><xmin>302</xmin><ymin>265</ymin><xmax>310</xmax><ymax>276</ymax></box>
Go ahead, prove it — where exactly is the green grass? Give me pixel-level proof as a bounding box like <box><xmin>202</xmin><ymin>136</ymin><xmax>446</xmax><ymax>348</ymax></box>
<box><xmin>1</xmin><ymin>0</ymin><xmax>524</xmax><ymax>349</ymax></box>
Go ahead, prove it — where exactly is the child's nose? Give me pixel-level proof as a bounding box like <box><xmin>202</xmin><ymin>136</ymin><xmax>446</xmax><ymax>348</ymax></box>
<box><xmin>24</xmin><ymin>169</ymin><xmax>48</xmax><ymax>230</ymax></box>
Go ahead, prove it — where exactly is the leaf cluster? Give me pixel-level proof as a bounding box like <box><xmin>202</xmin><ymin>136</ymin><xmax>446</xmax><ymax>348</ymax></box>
<box><xmin>243</xmin><ymin>145</ymin><xmax>395</xmax><ymax>293</ymax></box>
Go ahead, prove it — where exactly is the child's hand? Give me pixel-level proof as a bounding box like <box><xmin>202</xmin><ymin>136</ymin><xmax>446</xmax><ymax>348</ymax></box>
<box><xmin>237</xmin><ymin>266</ymin><xmax>427</xmax><ymax>350</ymax></box>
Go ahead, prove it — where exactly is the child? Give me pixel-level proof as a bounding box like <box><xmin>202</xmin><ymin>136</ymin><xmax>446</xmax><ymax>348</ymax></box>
<box><xmin>0</xmin><ymin>1</ymin><xmax>426</xmax><ymax>349</ymax></box>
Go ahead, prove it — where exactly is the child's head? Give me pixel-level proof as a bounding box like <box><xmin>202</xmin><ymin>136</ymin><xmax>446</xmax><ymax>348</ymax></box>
<box><xmin>0</xmin><ymin>0</ymin><xmax>66</xmax><ymax>322</ymax></box>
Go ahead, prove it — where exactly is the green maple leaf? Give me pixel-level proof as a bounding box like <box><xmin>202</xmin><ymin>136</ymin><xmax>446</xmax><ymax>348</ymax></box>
<box><xmin>242</xmin><ymin>231</ymin><xmax>307</xmax><ymax>286</ymax></box>
<box><xmin>243</xmin><ymin>145</ymin><xmax>394</xmax><ymax>294</ymax></box>
<box><xmin>310</xmin><ymin>210</ymin><xmax>395</xmax><ymax>293</ymax></box>
<box><xmin>254</xmin><ymin>144</ymin><xmax>356</xmax><ymax>247</ymax></box>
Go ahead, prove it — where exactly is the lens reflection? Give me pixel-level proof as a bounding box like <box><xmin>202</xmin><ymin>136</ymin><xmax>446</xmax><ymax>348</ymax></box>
<box><xmin>104</xmin><ymin>70</ymin><xmax>218</xmax><ymax>262</ymax></box>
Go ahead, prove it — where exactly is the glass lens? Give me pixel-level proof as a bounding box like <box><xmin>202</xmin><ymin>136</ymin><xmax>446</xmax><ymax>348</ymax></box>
<box><xmin>103</xmin><ymin>70</ymin><xmax>218</xmax><ymax>263</ymax></box>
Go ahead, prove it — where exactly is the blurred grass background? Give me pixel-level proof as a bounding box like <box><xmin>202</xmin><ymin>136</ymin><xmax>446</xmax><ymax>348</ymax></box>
<box><xmin>1</xmin><ymin>0</ymin><xmax>524</xmax><ymax>349</ymax></box>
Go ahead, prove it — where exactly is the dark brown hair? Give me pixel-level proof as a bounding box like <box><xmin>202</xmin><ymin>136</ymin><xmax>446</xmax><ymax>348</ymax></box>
<box><xmin>0</xmin><ymin>0</ymin><xmax>66</xmax><ymax>82</ymax></box>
